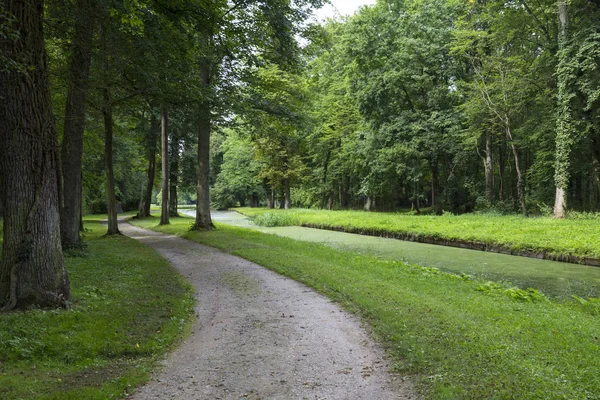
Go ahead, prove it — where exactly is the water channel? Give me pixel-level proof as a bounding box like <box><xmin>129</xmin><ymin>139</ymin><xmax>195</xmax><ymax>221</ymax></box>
<box><xmin>185</xmin><ymin>210</ymin><xmax>600</xmax><ymax>299</ymax></box>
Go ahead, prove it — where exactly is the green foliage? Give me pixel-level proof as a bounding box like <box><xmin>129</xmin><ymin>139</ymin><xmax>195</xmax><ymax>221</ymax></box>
<box><xmin>0</xmin><ymin>220</ymin><xmax>194</xmax><ymax>399</ymax></box>
<box><xmin>477</xmin><ymin>282</ymin><xmax>548</xmax><ymax>303</ymax></box>
<box><xmin>212</xmin><ymin>129</ymin><xmax>263</xmax><ymax>208</ymax></box>
<box><xmin>132</xmin><ymin>217</ymin><xmax>600</xmax><ymax>399</ymax></box>
<box><xmin>252</xmin><ymin>212</ymin><xmax>298</xmax><ymax>227</ymax></box>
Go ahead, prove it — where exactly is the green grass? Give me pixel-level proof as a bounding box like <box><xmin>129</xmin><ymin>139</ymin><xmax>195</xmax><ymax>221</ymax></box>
<box><xmin>237</xmin><ymin>208</ymin><xmax>600</xmax><ymax>259</ymax></box>
<box><xmin>131</xmin><ymin>215</ymin><xmax>600</xmax><ymax>399</ymax></box>
<box><xmin>0</xmin><ymin>218</ymin><xmax>195</xmax><ymax>400</ymax></box>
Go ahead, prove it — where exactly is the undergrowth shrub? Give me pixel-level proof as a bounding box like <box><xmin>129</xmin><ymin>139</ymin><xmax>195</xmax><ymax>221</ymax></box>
<box><xmin>252</xmin><ymin>212</ymin><xmax>298</xmax><ymax>227</ymax></box>
<box><xmin>476</xmin><ymin>281</ymin><xmax>548</xmax><ymax>302</ymax></box>
<box><xmin>572</xmin><ymin>296</ymin><xmax>600</xmax><ymax>315</ymax></box>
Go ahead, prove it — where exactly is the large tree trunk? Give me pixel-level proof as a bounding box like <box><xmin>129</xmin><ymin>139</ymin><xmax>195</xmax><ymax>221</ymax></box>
<box><xmin>553</xmin><ymin>1</ymin><xmax>572</xmax><ymax>219</ymax></box>
<box><xmin>169</xmin><ymin>134</ymin><xmax>180</xmax><ymax>217</ymax></box>
<box><xmin>59</xmin><ymin>0</ymin><xmax>96</xmax><ymax>248</ymax></box>
<box><xmin>193</xmin><ymin>55</ymin><xmax>214</xmax><ymax>230</ymax></box>
<box><xmin>138</xmin><ymin>114</ymin><xmax>159</xmax><ymax>218</ymax></box>
<box><xmin>103</xmin><ymin>88</ymin><xmax>120</xmax><ymax>235</ymax></box>
<box><xmin>160</xmin><ymin>106</ymin><xmax>170</xmax><ymax>225</ymax></box>
<box><xmin>0</xmin><ymin>0</ymin><xmax>70</xmax><ymax>310</ymax></box>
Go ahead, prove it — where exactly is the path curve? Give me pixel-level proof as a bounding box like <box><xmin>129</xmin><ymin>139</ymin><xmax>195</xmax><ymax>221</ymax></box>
<box><xmin>121</xmin><ymin>222</ymin><xmax>414</xmax><ymax>400</ymax></box>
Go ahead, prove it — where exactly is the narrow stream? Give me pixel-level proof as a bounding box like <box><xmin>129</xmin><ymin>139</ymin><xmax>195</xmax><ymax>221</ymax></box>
<box><xmin>186</xmin><ymin>210</ymin><xmax>600</xmax><ymax>299</ymax></box>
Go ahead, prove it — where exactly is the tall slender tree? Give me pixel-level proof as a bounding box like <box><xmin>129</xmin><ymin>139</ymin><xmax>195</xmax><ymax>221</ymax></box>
<box><xmin>138</xmin><ymin>112</ymin><xmax>159</xmax><ymax>218</ymax></box>
<box><xmin>60</xmin><ymin>0</ymin><xmax>97</xmax><ymax>247</ymax></box>
<box><xmin>160</xmin><ymin>105</ymin><xmax>170</xmax><ymax>225</ymax></box>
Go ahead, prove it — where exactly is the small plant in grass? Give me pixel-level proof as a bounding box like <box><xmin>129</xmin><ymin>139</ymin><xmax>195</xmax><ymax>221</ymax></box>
<box><xmin>476</xmin><ymin>281</ymin><xmax>548</xmax><ymax>302</ymax></box>
<box><xmin>572</xmin><ymin>295</ymin><xmax>600</xmax><ymax>315</ymax></box>
<box><xmin>252</xmin><ymin>212</ymin><xmax>298</xmax><ymax>227</ymax></box>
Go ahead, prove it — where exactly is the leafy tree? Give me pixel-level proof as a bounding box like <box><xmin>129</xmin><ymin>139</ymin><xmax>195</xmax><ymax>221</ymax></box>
<box><xmin>212</xmin><ymin>130</ymin><xmax>264</xmax><ymax>208</ymax></box>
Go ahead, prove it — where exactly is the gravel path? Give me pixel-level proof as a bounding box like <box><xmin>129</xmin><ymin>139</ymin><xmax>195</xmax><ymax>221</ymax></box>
<box><xmin>122</xmin><ymin>222</ymin><xmax>415</xmax><ymax>400</ymax></box>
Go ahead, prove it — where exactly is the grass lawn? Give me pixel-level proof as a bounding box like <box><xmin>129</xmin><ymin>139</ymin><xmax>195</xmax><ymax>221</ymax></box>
<box><xmin>132</xmin><ymin>215</ymin><xmax>600</xmax><ymax>399</ymax></box>
<box><xmin>0</xmin><ymin>217</ymin><xmax>195</xmax><ymax>400</ymax></box>
<box><xmin>237</xmin><ymin>208</ymin><xmax>600</xmax><ymax>260</ymax></box>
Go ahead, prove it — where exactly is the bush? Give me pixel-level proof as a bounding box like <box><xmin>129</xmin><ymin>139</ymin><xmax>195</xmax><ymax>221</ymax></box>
<box><xmin>252</xmin><ymin>212</ymin><xmax>298</xmax><ymax>227</ymax></box>
<box><xmin>121</xmin><ymin>198</ymin><xmax>140</xmax><ymax>212</ymax></box>
<box><xmin>86</xmin><ymin>198</ymin><xmax>107</xmax><ymax>215</ymax></box>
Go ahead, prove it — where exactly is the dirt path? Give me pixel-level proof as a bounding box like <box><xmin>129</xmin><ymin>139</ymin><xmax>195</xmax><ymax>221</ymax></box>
<box><xmin>121</xmin><ymin>222</ymin><xmax>415</xmax><ymax>400</ymax></box>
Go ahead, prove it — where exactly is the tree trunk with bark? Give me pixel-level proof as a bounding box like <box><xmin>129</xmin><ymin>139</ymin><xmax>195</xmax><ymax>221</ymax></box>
<box><xmin>194</xmin><ymin>105</ymin><xmax>213</xmax><ymax>229</ymax></box>
<box><xmin>160</xmin><ymin>106</ymin><xmax>170</xmax><ymax>225</ymax></box>
<box><xmin>60</xmin><ymin>0</ymin><xmax>96</xmax><ymax>248</ymax></box>
<box><xmin>283</xmin><ymin>178</ymin><xmax>291</xmax><ymax>209</ymax></box>
<box><xmin>0</xmin><ymin>0</ymin><xmax>70</xmax><ymax>310</ymax></box>
<box><xmin>138</xmin><ymin>114</ymin><xmax>159</xmax><ymax>218</ymax></box>
<box><xmin>168</xmin><ymin>134</ymin><xmax>179</xmax><ymax>217</ymax></box>
<box><xmin>103</xmin><ymin>88</ymin><xmax>120</xmax><ymax>235</ymax></box>
<box><xmin>267</xmin><ymin>186</ymin><xmax>275</xmax><ymax>209</ymax></box>
<box><xmin>192</xmin><ymin>47</ymin><xmax>214</xmax><ymax>230</ymax></box>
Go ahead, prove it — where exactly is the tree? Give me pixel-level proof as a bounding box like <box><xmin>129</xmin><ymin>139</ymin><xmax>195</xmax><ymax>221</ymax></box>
<box><xmin>245</xmin><ymin>63</ymin><xmax>309</xmax><ymax>209</ymax></box>
<box><xmin>138</xmin><ymin>113</ymin><xmax>159</xmax><ymax>218</ymax></box>
<box><xmin>160</xmin><ymin>106</ymin><xmax>170</xmax><ymax>225</ymax></box>
<box><xmin>212</xmin><ymin>129</ymin><xmax>263</xmax><ymax>208</ymax></box>
<box><xmin>553</xmin><ymin>1</ymin><xmax>572</xmax><ymax>218</ymax></box>
<box><xmin>0</xmin><ymin>0</ymin><xmax>70</xmax><ymax>310</ymax></box>
<box><xmin>59</xmin><ymin>0</ymin><xmax>97</xmax><ymax>248</ymax></box>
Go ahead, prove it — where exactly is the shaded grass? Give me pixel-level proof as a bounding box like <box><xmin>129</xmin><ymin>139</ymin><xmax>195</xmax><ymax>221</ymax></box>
<box><xmin>132</xmin><ymin>215</ymin><xmax>600</xmax><ymax>399</ymax></box>
<box><xmin>238</xmin><ymin>208</ymin><xmax>600</xmax><ymax>259</ymax></box>
<box><xmin>0</xmin><ymin>219</ymin><xmax>195</xmax><ymax>400</ymax></box>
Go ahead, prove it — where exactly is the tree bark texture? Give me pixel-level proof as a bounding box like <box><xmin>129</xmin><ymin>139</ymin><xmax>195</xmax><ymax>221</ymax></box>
<box><xmin>160</xmin><ymin>106</ymin><xmax>170</xmax><ymax>225</ymax></box>
<box><xmin>103</xmin><ymin>88</ymin><xmax>120</xmax><ymax>235</ymax></box>
<box><xmin>169</xmin><ymin>134</ymin><xmax>180</xmax><ymax>217</ymax></box>
<box><xmin>0</xmin><ymin>0</ymin><xmax>70</xmax><ymax>310</ymax></box>
<box><xmin>59</xmin><ymin>0</ymin><xmax>96</xmax><ymax>248</ymax></box>
<box><xmin>138</xmin><ymin>114</ymin><xmax>159</xmax><ymax>218</ymax></box>
<box><xmin>193</xmin><ymin>55</ymin><xmax>213</xmax><ymax>230</ymax></box>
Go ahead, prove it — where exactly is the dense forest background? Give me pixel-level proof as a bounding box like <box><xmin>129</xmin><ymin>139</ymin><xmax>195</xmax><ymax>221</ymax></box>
<box><xmin>37</xmin><ymin>0</ymin><xmax>600</xmax><ymax>219</ymax></box>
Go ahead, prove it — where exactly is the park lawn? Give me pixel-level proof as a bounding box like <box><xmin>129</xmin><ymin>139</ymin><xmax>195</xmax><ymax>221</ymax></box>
<box><xmin>132</xmin><ymin>215</ymin><xmax>600</xmax><ymax>399</ymax></box>
<box><xmin>0</xmin><ymin>218</ymin><xmax>195</xmax><ymax>400</ymax></box>
<box><xmin>237</xmin><ymin>208</ymin><xmax>600</xmax><ymax>259</ymax></box>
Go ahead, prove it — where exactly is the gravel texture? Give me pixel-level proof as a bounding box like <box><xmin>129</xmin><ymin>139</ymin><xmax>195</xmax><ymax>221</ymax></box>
<box><xmin>122</xmin><ymin>222</ymin><xmax>415</xmax><ymax>400</ymax></box>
